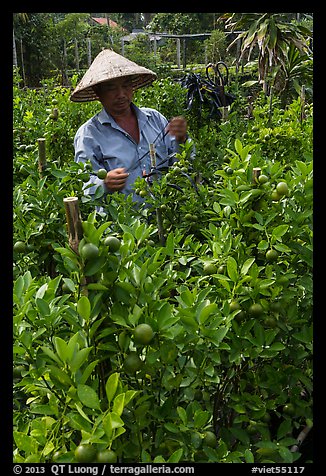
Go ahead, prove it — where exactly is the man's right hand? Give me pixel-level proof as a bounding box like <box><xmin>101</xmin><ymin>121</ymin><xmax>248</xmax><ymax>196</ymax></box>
<box><xmin>104</xmin><ymin>168</ymin><xmax>129</xmax><ymax>192</ymax></box>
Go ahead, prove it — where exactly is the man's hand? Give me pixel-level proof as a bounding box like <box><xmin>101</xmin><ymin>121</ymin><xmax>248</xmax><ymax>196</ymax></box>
<box><xmin>166</xmin><ymin>116</ymin><xmax>188</xmax><ymax>143</ymax></box>
<box><xmin>104</xmin><ymin>167</ymin><xmax>129</xmax><ymax>192</ymax></box>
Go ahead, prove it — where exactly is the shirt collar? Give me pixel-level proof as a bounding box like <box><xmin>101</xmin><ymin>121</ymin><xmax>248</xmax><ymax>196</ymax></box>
<box><xmin>97</xmin><ymin>103</ymin><xmax>151</xmax><ymax>126</ymax></box>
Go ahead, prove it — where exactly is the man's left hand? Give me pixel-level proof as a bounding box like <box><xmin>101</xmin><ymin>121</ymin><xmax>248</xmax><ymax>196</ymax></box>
<box><xmin>166</xmin><ymin>116</ymin><xmax>188</xmax><ymax>143</ymax></box>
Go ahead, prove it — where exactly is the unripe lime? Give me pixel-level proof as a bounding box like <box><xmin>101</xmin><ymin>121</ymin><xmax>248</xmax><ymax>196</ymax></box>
<box><xmin>97</xmin><ymin>168</ymin><xmax>107</xmax><ymax>179</ymax></box>
<box><xmin>258</xmin><ymin>174</ymin><xmax>269</xmax><ymax>184</ymax></box>
<box><xmin>203</xmin><ymin>431</ymin><xmax>217</xmax><ymax>448</ymax></box>
<box><xmin>74</xmin><ymin>444</ymin><xmax>97</xmax><ymax>463</ymax></box>
<box><xmin>203</xmin><ymin>263</ymin><xmax>217</xmax><ymax>275</ymax></box>
<box><xmin>265</xmin><ymin>249</ymin><xmax>278</xmax><ymax>262</ymax></box>
<box><xmin>80</xmin><ymin>243</ymin><xmax>99</xmax><ymax>261</ymax></box>
<box><xmin>13</xmin><ymin>241</ymin><xmax>26</xmax><ymax>253</ymax></box>
<box><xmin>276</xmin><ymin>181</ymin><xmax>289</xmax><ymax>196</ymax></box>
<box><xmin>248</xmin><ymin>303</ymin><xmax>264</xmax><ymax>317</ymax></box>
<box><xmin>95</xmin><ymin>449</ymin><xmax>117</xmax><ymax>463</ymax></box>
<box><xmin>133</xmin><ymin>323</ymin><xmax>154</xmax><ymax>345</ymax></box>
<box><xmin>124</xmin><ymin>352</ymin><xmax>142</xmax><ymax>373</ymax></box>
<box><xmin>104</xmin><ymin>236</ymin><xmax>121</xmax><ymax>252</ymax></box>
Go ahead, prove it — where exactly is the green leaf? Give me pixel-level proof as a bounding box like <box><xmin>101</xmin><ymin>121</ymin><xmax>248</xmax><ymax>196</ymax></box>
<box><xmin>83</xmin><ymin>255</ymin><xmax>106</xmax><ymax>276</ymax></box>
<box><xmin>240</xmin><ymin>258</ymin><xmax>255</xmax><ymax>275</ymax></box>
<box><xmin>165</xmin><ymin>232</ymin><xmax>174</xmax><ymax>256</ymax></box>
<box><xmin>198</xmin><ymin>302</ymin><xmax>218</xmax><ymax>324</ymax></box>
<box><xmin>13</xmin><ymin>431</ymin><xmax>38</xmax><ymax>454</ymax></box>
<box><xmin>113</xmin><ymin>393</ymin><xmax>125</xmax><ymax>416</ymax></box>
<box><xmin>124</xmin><ymin>390</ymin><xmax>138</xmax><ymax>405</ymax></box>
<box><xmin>177</xmin><ymin>406</ymin><xmax>187</xmax><ymax>425</ymax></box>
<box><xmin>79</xmin><ymin>360</ymin><xmax>99</xmax><ymax>385</ymax></box>
<box><xmin>258</xmin><ymin>240</ymin><xmax>269</xmax><ymax>250</ymax></box>
<box><xmin>41</xmin><ymin>346</ymin><xmax>63</xmax><ymax>365</ymax></box>
<box><xmin>35</xmin><ymin>298</ymin><xmax>50</xmax><ymax>317</ymax></box>
<box><xmin>168</xmin><ymin>448</ymin><xmax>183</xmax><ymax>463</ymax></box>
<box><xmin>209</xmin><ymin>326</ymin><xmax>229</xmax><ymax>346</ymax></box>
<box><xmin>70</xmin><ymin>348</ymin><xmax>92</xmax><ymax>373</ymax></box>
<box><xmin>77</xmin><ymin>384</ymin><xmax>101</xmax><ymax>410</ymax></box>
<box><xmin>227</xmin><ymin>256</ymin><xmax>238</xmax><ymax>282</ymax></box>
<box><xmin>29</xmin><ymin>404</ymin><xmax>58</xmax><ymax>416</ymax></box>
<box><xmin>105</xmin><ymin>372</ymin><xmax>120</xmax><ymax>405</ymax></box>
<box><xmin>234</xmin><ymin>138</ymin><xmax>243</xmax><ymax>156</ymax></box>
<box><xmin>77</xmin><ymin>295</ymin><xmax>91</xmax><ymax>321</ymax></box>
<box><xmin>277</xmin><ymin>419</ymin><xmax>293</xmax><ymax>440</ymax></box>
<box><xmin>103</xmin><ymin>412</ymin><xmax>124</xmax><ymax>439</ymax></box>
<box><xmin>194</xmin><ymin>410</ymin><xmax>210</xmax><ymax>428</ymax></box>
<box><xmin>278</xmin><ymin>446</ymin><xmax>295</xmax><ymax>463</ymax></box>
<box><xmin>75</xmin><ymin>402</ymin><xmax>93</xmax><ymax>424</ymax></box>
<box><xmin>272</xmin><ymin>225</ymin><xmax>289</xmax><ymax>240</ymax></box>
<box><xmin>48</xmin><ymin>365</ymin><xmax>74</xmax><ymax>387</ymax></box>
<box><xmin>53</xmin><ymin>336</ymin><xmax>68</xmax><ymax>363</ymax></box>
<box><xmin>164</xmin><ymin>422</ymin><xmax>179</xmax><ymax>433</ymax></box>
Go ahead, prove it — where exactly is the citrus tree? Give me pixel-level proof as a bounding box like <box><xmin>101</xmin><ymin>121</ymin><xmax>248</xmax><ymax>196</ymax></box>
<box><xmin>13</xmin><ymin>56</ymin><xmax>313</xmax><ymax>463</ymax></box>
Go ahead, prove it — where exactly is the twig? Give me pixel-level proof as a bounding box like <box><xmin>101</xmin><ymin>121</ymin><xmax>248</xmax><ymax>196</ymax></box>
<box><xmin>291</xmin><ymin>424</ymin><xmax>313</xmax><ymax>452</ymax></box>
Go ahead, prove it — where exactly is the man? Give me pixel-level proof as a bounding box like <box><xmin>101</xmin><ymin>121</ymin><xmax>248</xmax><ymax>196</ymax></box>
<box><xmin>70</xmin><ymin>49</ymin><xmax>193</xmax><ymax>203</ymax></box>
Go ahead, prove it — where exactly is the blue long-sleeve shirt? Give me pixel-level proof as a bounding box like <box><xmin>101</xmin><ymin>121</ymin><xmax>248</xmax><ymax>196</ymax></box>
<box><xmin>74</xmin><ymin>103</ymin><xmax>193</xmax><ymax>203</ymax></box>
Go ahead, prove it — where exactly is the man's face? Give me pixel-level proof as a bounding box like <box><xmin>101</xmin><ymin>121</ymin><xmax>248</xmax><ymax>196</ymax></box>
<box><xmin>96</xmin><ymin>77</ymin><xmax>134</xmax><ymax>116</ymax></box>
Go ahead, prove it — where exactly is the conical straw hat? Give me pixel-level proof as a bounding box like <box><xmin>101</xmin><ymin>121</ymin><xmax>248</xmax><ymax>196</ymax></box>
<box><xmin>70</xmin><ymin>49</ymin><xmax>157</xmax><ymax>102</ymax></box>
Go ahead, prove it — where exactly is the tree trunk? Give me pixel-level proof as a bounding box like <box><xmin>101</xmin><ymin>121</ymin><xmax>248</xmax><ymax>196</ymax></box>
<box><xmin>87</xmin><ymin>37</ymin><xmax>92</xmax><ymax>66</ymax></box>
<box><xmin>13</xmin><ymin>29</ymin><xmax>18</xmax><ymax>67</ymax></box>
<box><xmin>75</xmin><ymin>38</ymin><xmax>79</xmax><ymax>72</ymax></box>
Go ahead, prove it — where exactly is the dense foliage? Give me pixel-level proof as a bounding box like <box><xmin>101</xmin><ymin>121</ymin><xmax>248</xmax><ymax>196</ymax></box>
<box><xmin>13</xmin><ymin>63</ymin><xmax>313</xmax><ymax>463</ymax></box>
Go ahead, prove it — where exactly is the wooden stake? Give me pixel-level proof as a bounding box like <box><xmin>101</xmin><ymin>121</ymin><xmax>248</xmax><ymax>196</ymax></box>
<box><xmin>252</xmin><ymin>167</ymin><xmax>261</xmax><ymax>184</ymax></box>
<box><xmin>37</xmin><ymin>138</ymin><xmax>47</xmax><ymax>176</ymax></box>
<box><xmin>219</xmin><ymin>106</ymin><xmax>229</xmax><ymax>121</ymax></box>
<box><xmin>148</xmin><ymin>143</ymin><xmax>165</xmax><ymax>245</ymax></box>
<box><xmin>63</xmin><ymin>197</ymin><xmax>83</xmax><ymax>254</ymax></box>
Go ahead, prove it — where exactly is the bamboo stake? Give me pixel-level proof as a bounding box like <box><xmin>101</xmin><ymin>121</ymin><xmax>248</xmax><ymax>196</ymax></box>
<box><xmin>291</xmin><ymin>424</ymin><xmax>313</xmax><ymax>453</ymax></box>
<box><xmin>252</xmin><ymin>167</ymin><xmax>261</xmax><ymax>184</ymax></box>
<box><xmin>37</xmin><ymin>138</ymin><xmax>47</xmax><ymax>176</ymax></box>
<box><xmin>63</xmin><ymin>197</ymin><xmax>83</xmax><ymax>254</ymax></box>
<box><xmin>149</xmin><ymin>143</ymin><xmax>165</xmax><ymax>245</ymax></box>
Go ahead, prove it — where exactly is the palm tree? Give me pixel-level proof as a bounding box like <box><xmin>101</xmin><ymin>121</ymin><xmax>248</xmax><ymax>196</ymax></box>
<box><xmin>222</xmin><ymin>13</ymin><xmax>312</xmax><ymax>95</ymax></box>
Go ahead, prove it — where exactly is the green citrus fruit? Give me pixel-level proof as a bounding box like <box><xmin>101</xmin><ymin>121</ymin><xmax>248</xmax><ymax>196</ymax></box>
<box><xmin>248</xmin><ymin>303</ymin><xmax>264</xmax><ymax>317</ymax></box>
<box><xmin>271</xmin><ymin>190</ymin><xmax>282</xmax><ymax>201</ymax></box>
<box><xmin>80</xmin><ymin>243</ymin><xmax>99</xmax><ymax>261</ymax></box>
<box><xmin>277</xmin><ymin>276</ymin><xmax>289</xmax><ymax>287</ymax></box>
<box><xmin>13</xmin><ymin>241</ymin><xmax>26</xmax><ymax>253</ymax></box>
<box><xmin>203</xmin><ymin>263</ymin><xmax>217</xmax><ymax>275</ymax></box>
<box><xmin>96</xmin><ymin>449</ymin><xmax>117</xmax><ymax>463</ymax></box>
<box><xmin>124</xmin><ymin>352</ymin><xmax>142</xmax><ymax>373</ymax></box>
<box><xmin>283</xmin><ymin>403</ymin><xmax>295</xmax><ymax>416</ymax></box>
<box><xmin>258</xmin><ymin>174</ymin><xmax>269</xmax><ymax>184</ymax></box>
<box><xmin>264</xmin><ymin>316</ymin><xmax>277</xmax><ymax>328</ymax></box>
<box><xmin>185</xmin><ymin>213</ymin><xmax>193</xmax><ymax>221</ymax></box>
<box><xmin>265</xmin><ymin>249</ymin><xmax>278</xmax><ymax>262</ymax></box>
<box><xmin>229</xmin><ymin>301</ymin><xmax>241</xmax><ymax>312</ymax></box>
<box><xmin>133</xmin><ymin>323</ymin><xmax>154</xmax><ymax>345</ymax></box>
<box><xmin>104</xmin><ymin>235</ymin><xmax>121</xmax><ymax>252</ymax></box>
<box><xmin>97</xmin><ymin>168</ymin><xmax>107</xmax><ymax>179</ymax></box>
<box><xmin>13</xmin><ymin>365</ymin><xmax>25</xmax><ymax>378</ymax></box>
<box><xmin>74</xmin><ymin>444</ymin><xmax>97</xmax><ymax>463</ymax></box>
<box><xmin>276</xmin><ymin>181</ymin><xmax>289</xmax><ymax>196</ymax></box>
<box><xmin>203</xmin><ymin>431</ymin><xmax>217</xmax><ymax>448</ymax></box>
<box><xmin>225</xmin><ymin>167</ymin><xmax>234</xmax><ymax>175</ymax></box>
<box><xmin>139</xmin><ymin>190</ymin><xmax>147</xmax><ymax>198</ymax></box>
